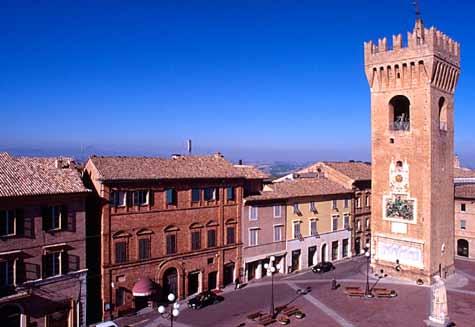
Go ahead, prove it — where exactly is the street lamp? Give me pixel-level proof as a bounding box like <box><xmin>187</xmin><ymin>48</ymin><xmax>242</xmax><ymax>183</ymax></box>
<box><xmin>158</xmin><ymin>293</ymin><xmax>180</xmax><ymax>327</ymax></box>
<box><xmin>263</xmin><ymin>256</ymin><xmax>281</xmax><ymax>318</ymax></box>
<box><xmin>364</xmin><ymin>244</ymin><xmax>374</xmax><ymax>298</ymax></box>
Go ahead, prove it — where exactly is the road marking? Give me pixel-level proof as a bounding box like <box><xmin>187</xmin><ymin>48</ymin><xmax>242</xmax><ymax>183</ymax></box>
<box><xmin>286</xmin><ymin>282</ymin><xmax>355</xmax><ymax>327</ymax></box>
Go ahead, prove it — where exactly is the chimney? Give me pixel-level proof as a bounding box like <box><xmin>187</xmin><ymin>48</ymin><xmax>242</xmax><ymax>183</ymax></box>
<box><xmin>187</xmin><ymin>139</ymin><xmax>192</xmax><ymax>155</ymax></box>
<box><xmin>238</xmin><ymin>159</ymin><xmax>243</xmax><ymax>165</ymax></box>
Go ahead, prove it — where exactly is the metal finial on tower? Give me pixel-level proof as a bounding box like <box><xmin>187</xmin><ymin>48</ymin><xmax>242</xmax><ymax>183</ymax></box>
<box><xmin>413</xmin><ymin>0</ymin><xmax>421</xmax><ymax>20</ymax></box>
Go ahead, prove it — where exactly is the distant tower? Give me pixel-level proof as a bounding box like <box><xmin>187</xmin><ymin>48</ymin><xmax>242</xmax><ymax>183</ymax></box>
<box><xmin>364</xmin><ymin>15</ymin><xmax>460</xmax><ymax>282</ymax></box>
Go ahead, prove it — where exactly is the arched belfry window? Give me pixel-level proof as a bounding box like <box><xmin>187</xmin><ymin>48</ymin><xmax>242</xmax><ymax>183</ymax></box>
<box><xmin>389</xmin><ymin>95</ymin><xmax>410</xmax><ymax>131</ymax></box>
<box><xmin>439</xmin><ymin>97</ymin><xmax>448</xmax><ymax>131</ymax></box>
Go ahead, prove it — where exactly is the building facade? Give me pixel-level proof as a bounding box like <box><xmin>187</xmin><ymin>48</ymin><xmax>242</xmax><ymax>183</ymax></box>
<box><xmin>0</xmin><ymin>153</ymin><xmax>89</xmax><ymax>327</ymax></box>
<box><xmin>245</xmin><ymin>178</ymin><xmax>353</xmax><ymax>275</ymax></box>
<box><xmin>84</xmin><ymin>154</ymin><xmax>265</xmax><ymax>320</ymax></box>
<box><xmin>241</xmin><ymin>199</ymin><xmax>287</xmax><ymax>282</ymax></box>
<box><xmin>297</xmin><ymin>161</ymin><xmax>372</xmax><ymax>255</ymax></box>
<box><xmin>455</xmin><ymin>184</ymin><xmax>475</xmax><ymax>259</ymax></box>
<box><xmin>365</xmin><ymin>18</ymin><xmax>460</xmax><ymax>282</ymax></box>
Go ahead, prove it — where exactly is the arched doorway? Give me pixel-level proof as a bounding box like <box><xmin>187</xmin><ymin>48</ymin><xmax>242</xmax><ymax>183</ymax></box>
<box><xmin>321</xmin><ymin>244</ymin><xmax>327</xmax><ymax>262</ymax></box>
<box><xmin>162</xmin><ymin>267</ymin><xmax>178</xmax><ymax>300</ymax></box>
<box><xmin>0</xmin><ymin>304</ymin><xmax>22</xmax><ymax>327</ymax></box>
<box><xmin>457</xmin><ymin>239</ymin><xmax>469</xmax><ymax>257</ymax></box>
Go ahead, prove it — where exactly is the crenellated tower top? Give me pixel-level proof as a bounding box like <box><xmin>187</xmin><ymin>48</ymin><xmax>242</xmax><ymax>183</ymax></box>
<box><xmin>364</xmin><ymin>19</ymin><xmax>460</xmax><ymax>66</ymax></box>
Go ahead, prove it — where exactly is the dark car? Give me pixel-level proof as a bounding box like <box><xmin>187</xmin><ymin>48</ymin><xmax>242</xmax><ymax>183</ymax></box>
<box><xmin>312</xmin><ymin>262</ymin><xmax>335</xmax><ymax>273</ymax></box>
<box><xmin>187</xmin><ymin>291</ymin><xmax>224</xmax><ymax>309</ymax></box>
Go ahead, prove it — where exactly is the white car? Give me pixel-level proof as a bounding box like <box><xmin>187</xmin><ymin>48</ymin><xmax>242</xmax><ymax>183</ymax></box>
<box><xmin>95</xmin><ymin>322</ymin><xmax>119</xmax><ymax>327</ymax></box>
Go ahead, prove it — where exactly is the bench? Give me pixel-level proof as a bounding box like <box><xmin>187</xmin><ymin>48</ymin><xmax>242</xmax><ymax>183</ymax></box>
<box><xmin>344</xmin><ymin>287</ymin><xmax>365</xmax><ymax>297</ymax></box>
<box><xmin>257</xmin><ymin>314</ymin><xmax>276</xmax><ymax>326</ymax></box>
<box><xmin>373</xmin><ymin>288</ymin><xmax>397</xmax><ymax>298</ymax></box>
<box><xmin>282</xmin><ymin>306</ymin><xmax>300</xmax><ymax>316</ymax></box>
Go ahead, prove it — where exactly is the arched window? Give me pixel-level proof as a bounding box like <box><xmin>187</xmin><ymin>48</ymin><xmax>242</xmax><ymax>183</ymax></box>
<box><xmin>389</xmin><ymin>95</ymin><xmax>410</xmax><ymax>131</ymax></box>
<box><xmin>439</xmin><ymin>97</ymin><xmax>448</xmax><ymax>131</ymax></box>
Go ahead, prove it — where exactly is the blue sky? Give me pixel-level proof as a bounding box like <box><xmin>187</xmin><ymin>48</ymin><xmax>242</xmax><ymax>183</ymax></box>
<box><xmin>1</xmin><ymin>1</ymin><xmax>474</xmax><ymax>166</ymax></box>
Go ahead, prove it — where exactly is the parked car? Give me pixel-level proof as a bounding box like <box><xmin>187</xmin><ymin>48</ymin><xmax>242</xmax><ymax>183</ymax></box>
<box><xmin>312</xmin><ymin>262</ymin><xmax>335</xmax><ymax>273</ymax></box>
<box><xmin>95</xmin><ymin>322</ymin><xmax>119</xmax><ymax>327</ymax></box>
<box><xmin>188</xmin><ymin>291</ymin><xmax>224</xmax><ymax>309</ymax></box>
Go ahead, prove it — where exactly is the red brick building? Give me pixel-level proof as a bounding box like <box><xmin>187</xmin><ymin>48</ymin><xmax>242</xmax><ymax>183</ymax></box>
<box><xmin>84</xmin><ymin>154</ymin><xmax>264</xmax><ymax>320</ymax></box>
<box><xmin>0</xmin><ymin>153</ymin><xmax>89</xmax><ymax>327</ymax></box>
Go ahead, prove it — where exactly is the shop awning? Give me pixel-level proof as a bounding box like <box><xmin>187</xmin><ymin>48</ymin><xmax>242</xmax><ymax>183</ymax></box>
<box><xmin>132</xmin><ymin>277</ymin><xmax>155</xmax><ymax>297</ymax></box>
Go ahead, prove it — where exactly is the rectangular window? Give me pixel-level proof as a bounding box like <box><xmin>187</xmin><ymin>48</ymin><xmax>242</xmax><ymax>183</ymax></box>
<box><xmin>0</xmin><ymin>210</ymin><xmax>15</xmax><ymax>236</ymax></box>
<box><xmin>204</xmin><ymin>188</ymin><xmax>218</xmax><ymax>201</ymax></box>
<box><xmin>342</xmin><ymin>239</ymin><xmax>349</xmax><ymax>258</ymax></box>
<box><xmin>331</xmin><ymin>241</ymin><xmax>339</xmax><ymax>261</ymax></box>
<box><xmin>42</xmin><ymin>206</ymin><xmax>66</xmax><ymax>231</ymax></box>
<box><xmin>310</xmin><ymin>219</ymin><xmax>318</xmax><ymax>236</ymax></box>
<box><xmin>116</xmin><ymin>287</ymin><xmax>125</xmax><ymax>306</ymax></box>
<box><xmin>226</xmin><ymin>187</ymin><xmax>235</xmax><ymax>201</ymax></box>
<box><xmin>357</xmin><ymin>220</ymin><xmax>362</xmax><ymax>231</ymax></box>
<box><xmin>133</xmin><ymin>190</ymin><xmax>148</xmax><ymax>206</ymax></box>
<box><xmin>332</xmin><ymin>200</ymin><xmax>338</xmax><ymax>209</ymax></box>
<box><xmin>344</xmin><ymin>199</ymin><xmax>350</xmax><ymax>208</ymax></box>
<box><xmin>344</xmin><ymin>215</ymin><xmax>350</xmax><ymax>229</ymax></box>
<box><xmin>166</xmin><ymin>189</ymin><xmax>177</xmax><ymax>205</ymax></box>
<box><xmin>191</xmin><ymin>188</ymin><xmax>201</xmax><ymax>202</ymax></box>
<box><xmin>293</xmin><ymin>203</ymin><xmax>300</xmax><ymax>214</ymax></box>
<box><xmin>207</xmin><ymin>229</ymin><xmax>216</xmax><ymax>248</ymax></box>
<box><xmin>249</xmin><ymin>206</ymin><xmax>258</xmax><ymax>220</ymax></box>
<box><xmin>273</xmin><ymin>205</ymin><xmax>282</xmax><ymax>218</ymax></box>
<box><xmin>365</xmin><ymin>218</ymin><xmax>370</xmax><ymax>230</ymax></box>
<box><xmin>166</xmin><ymin>234</ymin><xmax>177</xmax><ymax>254</ymax></box>
<box><xmin>365</xmin><ymin>195</ymin><xmax>371</xmax><ymax>207</ymax></box>
<box><xmin>191</xmin><ymin>231</ymin><xmax>201</xmax><ymax>250</ymax></box>
<box><xmin>0</xmin><ymin>260</ymin><xmax>14</xmax><ymax>286</ymax></box>
<box><xmin>43</xmin><ymin>252</ymin><xmax>61</xmax><ymax>278</ymax></box>
<box><xmin>111</xmin><ymin>191</ymin><xmax>127</xmax><ymax>207</ymax></box>
<box><xmin>249</xmin><ymin>229</ymin><xmax>259</xmax><ymax>246</ymax></box>
<box><xmin>293</xmin><ymin>221</ymin><xmax>301</xmax><ymax>239</ymax></box>
<box><xmin>461</xmin><ymin>203</ymin><xmax>466</xmax><ymax>212</ymax></box>
<box><xmin>309</xmin><ymin>202</ymin><xmax>317</xmax><ymax>213</ymax></box>
<box><xmin>138</xmin><ymin>238</ymin><xmax>151</xmax><ymax>260</ymax></box>
<box><xmin>274</xmin><ymin>225</ymin><xmax>283</xmax><ymax>242</ymax></box>
<box><xmin>461</xmin><ymin>220</ymin><xmax>467</xmax><ymax>230</ymax></box>
<box><xmin>332</xmin><ymin>216</ymin><xmax>339</xmax><ymax>232</ymax></box>
<box><xmin>356</xmin><ymin>197</ymin><xmax>362</xmax><ymax>208</ymax></box>
<box><xmin>226</xmin><ymin>226</ymin><xmax>235</xmax><ymax>245</ymax></box>
<box><xmin>115</xmin><ymin>242</ymin><xmax>128</xmax><ymax>263</ymax></box>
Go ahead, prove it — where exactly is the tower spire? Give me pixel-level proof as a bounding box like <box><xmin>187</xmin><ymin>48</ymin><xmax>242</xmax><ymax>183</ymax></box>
<box><xmin>412</xmin><ymin>0</ymin><xmax>424</xmax><ymax>43</ymax></box>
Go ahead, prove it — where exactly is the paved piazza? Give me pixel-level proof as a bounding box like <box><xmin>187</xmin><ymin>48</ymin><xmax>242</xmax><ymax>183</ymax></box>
<box><xmin>114</xmin><ymin>257</ymin><xmax>475</xmax><ymax>327</ymax></box>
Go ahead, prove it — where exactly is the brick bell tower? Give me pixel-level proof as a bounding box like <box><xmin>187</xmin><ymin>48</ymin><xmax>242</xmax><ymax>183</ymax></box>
<box><xmin>364</xmin><ymin>16</ymin><xmax>460</xmax><ymax>283</ymax></box>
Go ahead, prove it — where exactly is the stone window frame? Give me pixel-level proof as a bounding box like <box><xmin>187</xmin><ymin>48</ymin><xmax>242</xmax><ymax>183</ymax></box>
<box><xmin>206</xmin><ymin>220</ymin><xmax>218</xmax><ymax>248</ymax></box>
<box><xmin>136</xmin><ymin>229</ymin><xmax>153</xmax><ymax>260</ymax></box>
<box><xmin>112</xmin><ymin>231</ymin><xmax>131</xmax><ymax>264</ymax></box>
<box><xmin>249</xmin><ymin>206</ymin><xmax>258</xmax><ymax>221</ymax></box>
<box><xmin>292</xmin><ymin>220</ymin><xmax>302</xmax><ymax>239</ymax></box>
<box><xmin>309</xmin><ymin>218</ymin><xmax>318</xmax><ymax>236</ymax></box>
<box><xmin>189</xmin><ymin>223</ymin><xmax>204</xmax><ymax>251</ymax></box>
<box><xmin>273</xmin><ymin>205</ymin><xmax>282</xmax><ymax>218</ymax></box>
<box><xmin>0</xmin><ymin>209</ymin><xmax>18</xmax><ymax>237</ymax></box>
<box><xmin>164</xmin><ymin>225</ymin><xmax>179</xmax><ymax>255</ymax></box>
<box><xmin>225</xmin><ymin>219</ymin><xmax>237</xmax><ymax>245</ymax></box>
<box><xmin>273</xmin><ymin>224</ymin><xmax>284</xmax><ymax>242</ymax></box>
<box><xmin>248</xmin><ymin>228</ymin><xmax>259</xmax><ymax>246</ymax></box>
<box><xmin>332</xmin><ymin>215</ymin><xmax>339</xmax><ymax>232</ymax></box>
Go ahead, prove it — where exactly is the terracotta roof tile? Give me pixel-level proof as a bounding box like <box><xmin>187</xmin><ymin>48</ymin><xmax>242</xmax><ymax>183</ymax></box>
<box><xmin>233</xmin><ymin>165</ymin><xmax>270</xmax><ymax>179</ymax></box>
<box><xmin>245</xmin><ymin>178</ymin><xmax>352</xmax><ymax>201</ymax></box>
<box><xmin>454</xmin><ymin>167</ymin><xmax>475</xmax><ymax>179</ymax></box>
<box><xmin>88</xmin><ymin>155</ymin><xmax>267</xmax><ymax>181</ymax></box>
<box><xmin>0</xmin><ymin>153</ymin><xmax>89</xmax><ymax>198</ymax></box>
<box><xmin>323</xmin><ymin>161</ymin><xmax>372</xmax><ymax>181</ymax></box>
<box><xmin>455</xmin><ymin>184</ymin><xmax>475</xmax><ymax>199</ymax></box>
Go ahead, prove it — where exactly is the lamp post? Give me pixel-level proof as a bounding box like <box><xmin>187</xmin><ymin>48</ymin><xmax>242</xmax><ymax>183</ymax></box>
<box><xmin>263</xmin><ymin>256</ymin><xmax>281</xmax><ymax>318</ymax></box>
<box><xmin>158</xmin><ymin>293</ymin><xmax>180</xmax><ymax>327</ymax></box>
<box><xmin>364</xmin><ymin>244</ymin><xmax>374</xmax><ymax>298</ymax></box>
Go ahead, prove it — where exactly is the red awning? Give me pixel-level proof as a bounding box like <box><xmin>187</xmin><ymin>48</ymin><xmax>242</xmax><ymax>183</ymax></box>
<box><xmin>132</xmin><ymin>278</ymin><xmax>155</xmax><ymax>297</ymax></box>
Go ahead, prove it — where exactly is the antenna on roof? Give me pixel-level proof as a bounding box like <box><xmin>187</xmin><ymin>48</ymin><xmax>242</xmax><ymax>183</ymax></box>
<box><xmin>187</xmin><ymin>139</ymin><xmax>192</xmax><ymax>155</ymax></box>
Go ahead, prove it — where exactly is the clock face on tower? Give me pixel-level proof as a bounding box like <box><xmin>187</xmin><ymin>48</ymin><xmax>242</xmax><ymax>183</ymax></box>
<box><xmin>389</xmin><ymin>160</ymin><xmax>409</xmax><ymax>195</ymax></box>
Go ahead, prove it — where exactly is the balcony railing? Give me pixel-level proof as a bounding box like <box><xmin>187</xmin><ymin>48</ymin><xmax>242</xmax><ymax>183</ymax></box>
<box><xmin>390</xmin><ymin>120</ymin><xmax>410</xmax><ymax>131</ymax></box>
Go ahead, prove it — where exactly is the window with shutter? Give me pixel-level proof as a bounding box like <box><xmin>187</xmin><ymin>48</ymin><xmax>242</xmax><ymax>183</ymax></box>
<box><xmin>226</xmin><ymin>187</ymin><xmax>235</xmax><ymax>201</ymax></box>
<box><xmin>0</xmin><ymin>210</ymin><xmax>15</xmax><ymax>236</ymax></box>
<box><xmin>43</xmin><ymin>252</ymin><xmax>60</xmax><ymax>278</ymax></box>
<box><xmin>226</xmin><ymin>227</ymin><xmax>235</xmax><ymax>245</ymax></box>
<box><xmin>139</xmin><ymin>238</ymin><xmax>151</xmax><ymax>260</ymax></box>
<box><xmin>191</xmin><ymin>231</ymin><xmax>201</xmax><ymax>250</ymax></box>
<box><xmin>42</xmin><ymin>206</ymin><xmax>63</xmax><ymax>231</ymax></box>
<box><xmin>166</xmin><ymin>189</ymin><xmax>177</xmax><ymax>205</ymax></box>
<box><xmin>133</xmin><ymin>190</ymin><xmax>149</xmax><ymax>206</ymax></box>
<box><xmin>207</xmin><ymin>229</ymin><xmax>216</xmax><ymax>248</ymax></box>
<box><xmin>115</xmin><ymin>242</ymin><xmax>128</xmax><ymax>263</ymax></box>
<box><xmin>0</xmin><ymin>260</ymin><xmax>14</xmax><ymax>286</ymax></box>
<box><xmin>166</xmin><ymin>234</ymin><xmax>177</xmax><ymax>254</ymax></box>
